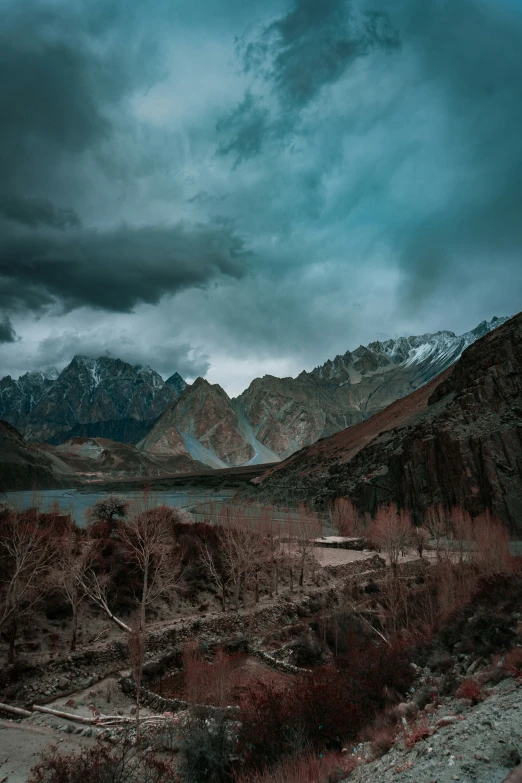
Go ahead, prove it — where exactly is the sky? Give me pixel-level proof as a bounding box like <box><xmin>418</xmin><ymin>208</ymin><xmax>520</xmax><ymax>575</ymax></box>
<box><xmin>1</xmin><ymin>0</ymin><xmax>521</xmax><ymax>396</ymax></box>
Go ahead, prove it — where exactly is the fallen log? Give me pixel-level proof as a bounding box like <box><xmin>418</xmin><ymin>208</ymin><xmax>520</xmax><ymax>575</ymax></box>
<box><xmin>32</xmin><ymin>705</ymin><xmax>96</xmax><ymax>724</ymax></box>
<box><xmin>0</xmin><ymin>702</ymin><xmax>32</xmax><ymax>718</ymax></box>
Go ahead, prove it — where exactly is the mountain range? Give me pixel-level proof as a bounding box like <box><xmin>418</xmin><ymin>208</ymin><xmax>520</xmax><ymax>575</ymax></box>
<box><xmin>0</xmin><ymin>317</ymin><xmax>508</xmax><ymax>473</ymax></box>
<box><xmin>256</xmin><ymin>313</ymin><xmax>522</xmax><ymax>533</ymax></box>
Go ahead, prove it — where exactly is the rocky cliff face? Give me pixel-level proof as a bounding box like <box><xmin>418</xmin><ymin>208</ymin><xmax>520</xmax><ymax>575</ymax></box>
<box><xmin>256</xmin><ymin>313</ymin><xmax>522</xmax><ymax>533</ymax></box>
<box><xmin>0</xmin><ymin>368</ymin><xmax>58</xmax><ymax>432</ymax></box>
<box><xmin>0</xmin><ymin>356</ymin><xmax>185</xmax><ymax>445</ymax></box>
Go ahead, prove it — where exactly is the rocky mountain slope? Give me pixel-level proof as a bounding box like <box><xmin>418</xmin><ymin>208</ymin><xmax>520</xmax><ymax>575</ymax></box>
<box><xmin>0</xmin><ymin>356</ymin><xmax>183</xmax><ymax>446</ymax></box>
<box><xmin>238</xmin><ymin>317</ymin><xmax>509</xmax><ymax>458</ymax></box>
<box><xmin>255</xmin><ymin>313</ymin><xmax>522</xmax><ymax>533</ymax></box>
<box><xmin>0</xmin><ymin>368</ymin><xmax>59</xmax><ymax>433</ymax></box>
<box><xmin>0</xmin><ymin>423</ymin><xmax>206</xmax><ymax>489</ymax></box>
<box><xmin>0</xmin><ymin>420</ymin><xmax>76</xmax><ymax>491</ymax></box>
<box><xmin>350</xmin><ymin>668</ymin><xmax>522</xmax><ymax>783</ymax></box>
<box><xmin>138</xmin><ymin>377</ymin><xmax>280</xmax><ymax>467</ymax></box>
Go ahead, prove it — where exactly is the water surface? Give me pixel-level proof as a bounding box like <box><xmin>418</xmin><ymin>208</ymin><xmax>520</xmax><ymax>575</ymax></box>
<box><xmin>5</xmin><ymin>488</ymin><xmax>236</xmax><ymax>527</ymax></box>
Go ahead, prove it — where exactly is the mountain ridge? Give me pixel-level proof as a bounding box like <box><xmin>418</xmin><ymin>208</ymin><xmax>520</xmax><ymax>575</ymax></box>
<box><xmin>0</xmin><ymin>316</ymin><xmax>509</xmax><ymax>471</ymax></box>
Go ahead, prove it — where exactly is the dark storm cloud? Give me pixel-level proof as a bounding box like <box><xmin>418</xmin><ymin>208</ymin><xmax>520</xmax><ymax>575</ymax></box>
<box><xmin>218</xmin><ymin>0</ymin><xmax>399</xmax><ymax>161</ymax></box>
<box><xmin>0</xmin><ymin>317</ymin><xmax>17</xmax><ymax>344</ymax></box>
<box><xmin>0</xmin><ymin>0</ymin><xmax>251</xmax><ymax>319</ymax></box>
<box><xmin>0</xmin><ymin>221</ymin><xmax>247</xmax><ymax>313</ymax></box>
<box><xmin>0</xmin><ymin>195</ymin><xmax>81</xmax><ymax>229</ymax></box>
<box><xmin>33</xmin><ymin>330</ymin><xmax>210</xmax><ymax>380</ymax></box>
<box><xmin>250</xmin><ymin>1</ymin><xmax>399</xmax><ymax>107</ymax></box>
<box><xmin>0</xmin><ymin>6</ymin><xmax>126</xmax><ymax>193</ymax></box>
<box><xmin>392</xmin><ymin>0</ymin><xmax>522</xmax><ymax>306</ymax></box>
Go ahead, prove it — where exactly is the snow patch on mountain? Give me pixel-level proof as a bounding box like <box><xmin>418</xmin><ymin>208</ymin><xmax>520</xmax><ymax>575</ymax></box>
<box><xmin>307</xmin><ymin>317</ymin><xmax>510</xmax><ymax>387</ymax></box>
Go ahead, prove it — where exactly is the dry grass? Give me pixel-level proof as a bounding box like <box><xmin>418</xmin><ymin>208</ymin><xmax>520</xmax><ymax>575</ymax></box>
<box><xmin>234</xmin><ymin>751</ymin><xmax>355</xmax><ymax>783</ymax></box>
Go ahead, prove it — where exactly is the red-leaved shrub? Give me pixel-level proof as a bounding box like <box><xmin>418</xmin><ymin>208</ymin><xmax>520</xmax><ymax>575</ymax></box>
<box><xmin>234</xmin><ymin>750</ymin><xmax>355</xmax><ymax>783</ymax></box>
<box><xmin>455</xmin><ymin>678</ymin><xmax>483</xmax><ymax>704</ymax></box>
<box><xmin>404</xmin><ymin>718</ymin><xmax>432</xmax><ymax>749</ymax></box>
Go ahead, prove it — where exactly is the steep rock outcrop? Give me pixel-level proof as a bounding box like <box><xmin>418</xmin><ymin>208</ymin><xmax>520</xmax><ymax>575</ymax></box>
<box><xmin>257</xmin><ymin>313</ymin><xmax>522</xmax><ymax>533</ymax></box>
<box><xmin>165</xmin><ymin>372</ymin><xmax>187</xmax><ymax>395</ymax></box>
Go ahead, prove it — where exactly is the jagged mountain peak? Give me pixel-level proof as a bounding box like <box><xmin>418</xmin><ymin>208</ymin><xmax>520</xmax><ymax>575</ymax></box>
<box><xmin>304</xmin><ymin>317</ymin><xmax>509</xmax><ymax>386</ymax></box>
<box><xmin>165</xmin><ymin>371</ymin><xmax>186</xmax><ymax>395</ymax></box>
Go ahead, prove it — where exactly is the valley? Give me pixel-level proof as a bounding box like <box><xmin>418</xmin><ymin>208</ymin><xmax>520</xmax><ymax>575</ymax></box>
<box><xmin>1</xmin><ymin>314</ymin><xmax>521</xmax><ymax>783</ymax></box>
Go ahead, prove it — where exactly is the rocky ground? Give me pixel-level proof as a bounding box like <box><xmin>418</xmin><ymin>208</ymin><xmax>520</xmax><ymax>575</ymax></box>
<box><xmin>1</xmin><ymin>550</ymin><xmax>520</xmax><ymax>783</ymax></box>
<box><xmin>348</xmin><ymin>671</ymin><xmax>522</xmax><ymax>783</ymax></box>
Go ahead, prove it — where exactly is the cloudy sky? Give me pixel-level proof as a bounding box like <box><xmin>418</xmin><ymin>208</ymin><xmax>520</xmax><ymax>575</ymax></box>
<box><xmin>1</xmin><ymin>0</ymin><xmax>521</xmax><ymax>396</ymax></box>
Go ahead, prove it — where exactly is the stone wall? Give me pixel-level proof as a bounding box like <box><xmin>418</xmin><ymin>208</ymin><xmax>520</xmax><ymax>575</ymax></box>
<box><xmin>1</xmin><ymin>554</ymin><xmax>414</xmax><ymax>694</ymax></box>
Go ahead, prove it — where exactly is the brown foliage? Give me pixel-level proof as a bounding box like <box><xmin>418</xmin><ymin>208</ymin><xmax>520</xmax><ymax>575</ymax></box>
<box><xmin>369</xmin><ymin>503</ymin><xmax>411</xmax><ymax>572</ymax></box>
<box><xmin>329</xmin><ymin>497</ymin><xmax>364</xmax><ymax>537</ymax></box>
<box><xmin>28</xmin><ymin>735</ymin><xmax>175</xmax><ymax>783</ymax></box>
<box><xmin>234</xmin><ymin>750</ymin><xmax>355</xmax><ymax>783</ymax></box>
<box><xmin>183</xmin><ymin>642</ymin><xmax>237</xmax><ymax>707</ymax></box>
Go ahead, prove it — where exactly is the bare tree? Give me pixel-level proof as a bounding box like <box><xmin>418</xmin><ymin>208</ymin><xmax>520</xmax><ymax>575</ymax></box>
<box><xmin>328</xmin><ymin>497</ymin><xmax>364</xmax><ymax>537</ymax></box>
<box><xmin>55</xmin><ymin>531</ymin><xmax>97</xmax><ymax>650</ymax></box>
<box><xmin>214</xmin><ymin>505</ymin><xmax>247</xmax><ymax>610</ymax></box>
<box><xmin>369</xmin><ymin>503</ymin><xmax>411</xmax><ymax>574</ymax></box>
<box><xmin>128</xmin><ymin>619</ymin><xmax>145</xmax><ymax>743</ymax></box>
<box><xmin>424</xmin><ymin>503</ymin><xmax>449</xmax><ymax>561</ymax></box>
<box><xmin>199</xmin><ymin>540</ymin><xmax>230</xmax><ymax>611</ymax></box>
<box><xmin>449</xmin><ymin>506</ymin><xmax>474</xmax><ymax>564</ymax></box>
<box><xmin>410</xmin><ymin>525</ymin><xmax>429</xmax><ymax>559</ymax></box>
<box><xmin>256</xmin><ymin>505</ymin><xmax>286</xmax><ymax>598</ymax></box>
<box><xmin>0</xmin><ymin>508</ymin><xmax>58</xmax><ymax>662</ymax></box>
<box><xmin>293</xmin><ymin>503</ymin><xmax>322</xmax><ymax>590</ymax></box>
<box><xmin>119</xmin><ymin>505</ymin><xmax>184</xmax><ymax>631</ymax></box>
<box><xmin>474</xmin><ymin>509</ymin><xmax>513</xmax><ymax>575</ymax></box>
<box><xmin>76</xmin><ymin>566</ymin><xmax>131</xmax><ymax>633</ymax></box>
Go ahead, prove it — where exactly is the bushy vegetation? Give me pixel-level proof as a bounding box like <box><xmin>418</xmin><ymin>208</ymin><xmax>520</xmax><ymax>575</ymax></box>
<box><xmin>2</xmin><ymin>493</ymin><xmax>520</xmax><ymax>783</ymax></box>
<box><xmin>236</xmin><ymin>641</ymin><xmax>413</xmax><ymax>772</ymax></box>
<box><xmin>28</xmin><ymin>735</ymin><xmax>175</xmax><ymax>783</ymax></box>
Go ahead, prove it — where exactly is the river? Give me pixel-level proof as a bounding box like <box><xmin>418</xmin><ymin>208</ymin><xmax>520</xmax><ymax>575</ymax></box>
<box><xmin>4</xmin><ymin>488</ymin><xmax>237</xmax><ymax>527</ymax></box>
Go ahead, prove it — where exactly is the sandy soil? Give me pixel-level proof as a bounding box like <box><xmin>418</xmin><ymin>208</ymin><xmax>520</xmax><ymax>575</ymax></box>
<box><xmin>0</xmin><ymin>719</ymin><xmax>95</xmax><ymax>783</ymax></box>
<box><xmin>0</xmin><ymin>673</ymin><xmax>158</xmax><ymax>782</ymax></box>
<box><xmin>313</xmin><ymin>546</ymin><xmax>434</xmax><ymax>568</ymax></box>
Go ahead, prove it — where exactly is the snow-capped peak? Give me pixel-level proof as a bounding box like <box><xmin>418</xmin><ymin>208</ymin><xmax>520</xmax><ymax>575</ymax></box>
<box><xmin>306</xmin><ymin>316</ymin><xmax>510</xmax><ymax>385</ymax></box>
